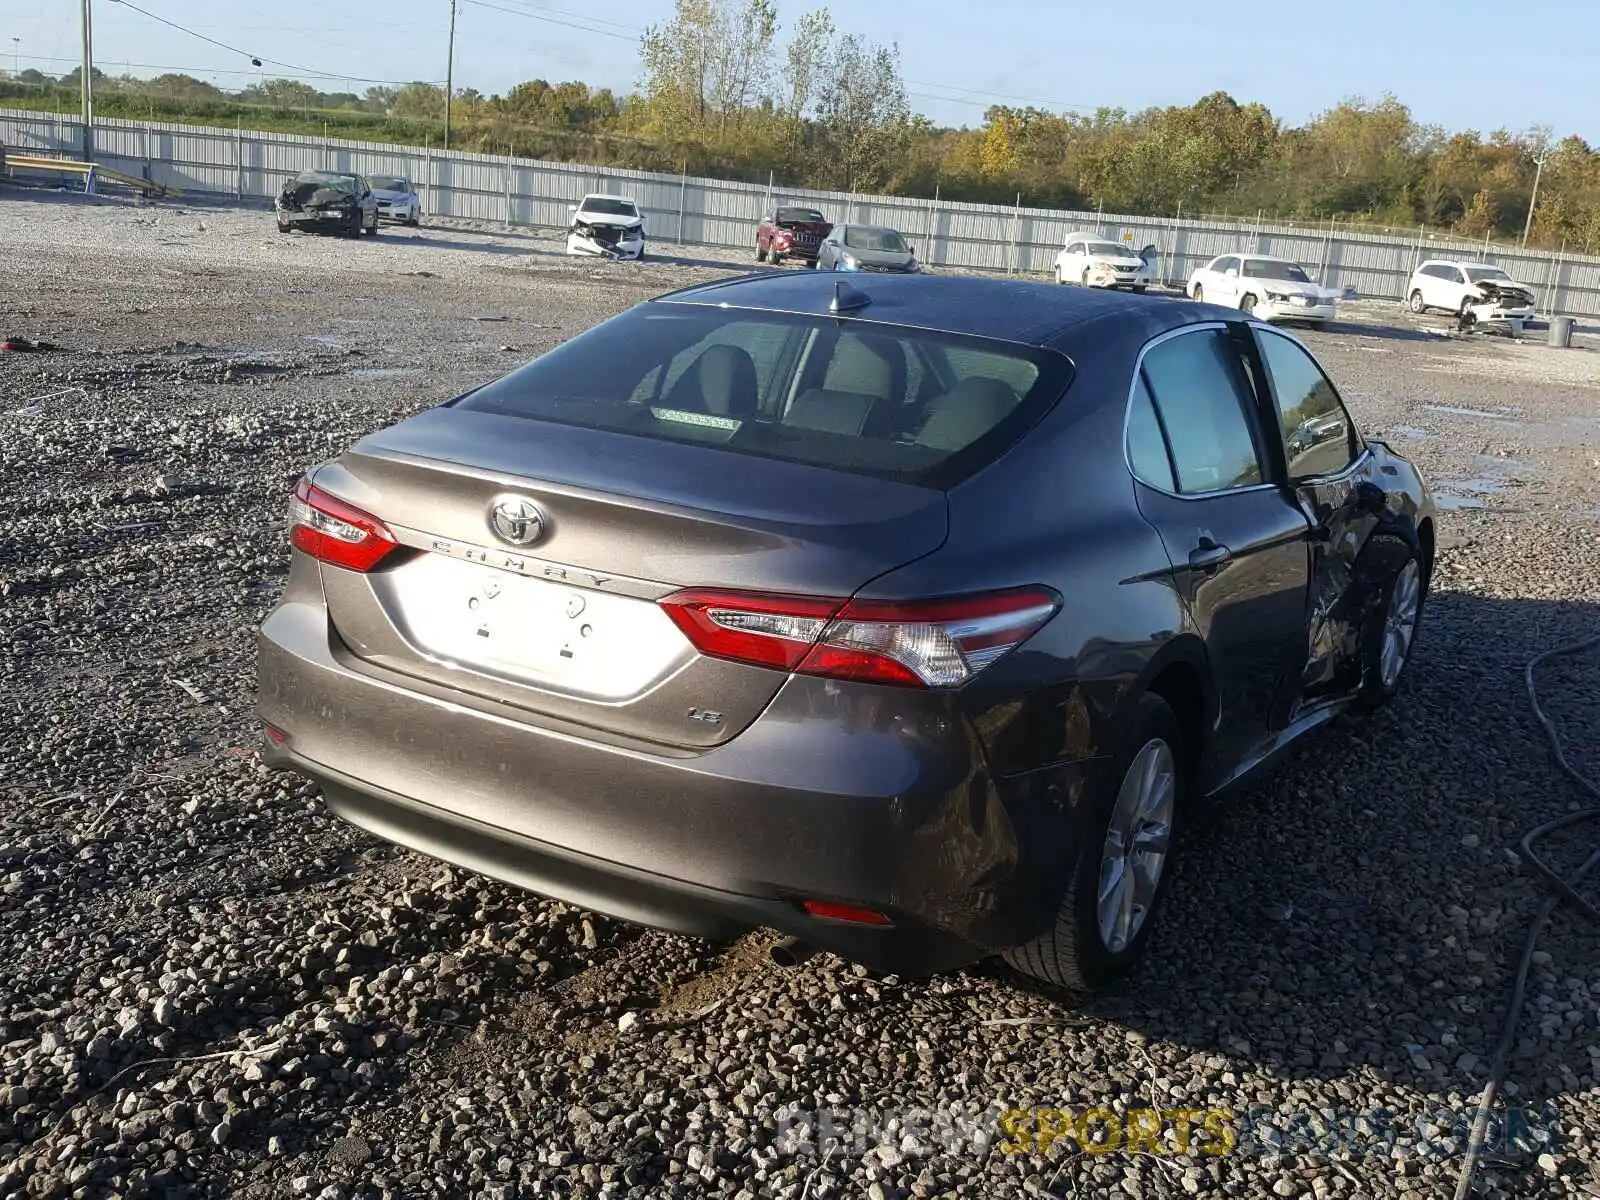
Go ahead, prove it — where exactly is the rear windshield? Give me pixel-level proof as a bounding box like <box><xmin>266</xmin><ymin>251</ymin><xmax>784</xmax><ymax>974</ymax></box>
<box><xmin>453</xmin><ymin>305</ymin><xmax>1074</xmax><ymax>487</ymax></box>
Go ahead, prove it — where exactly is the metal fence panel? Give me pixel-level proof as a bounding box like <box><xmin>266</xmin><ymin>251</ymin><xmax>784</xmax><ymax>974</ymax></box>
<box><xmin>5</xmin><ymin>108</ymin><xmax>1600</xmax><ymax>315</ymax></box>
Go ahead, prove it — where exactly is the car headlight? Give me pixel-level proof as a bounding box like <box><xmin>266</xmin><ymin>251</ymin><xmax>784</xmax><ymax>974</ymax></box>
<box><xmin>1265</xmin><ymin>291</ymin><xmax>1288</xmax><ymax>302</ymax></box>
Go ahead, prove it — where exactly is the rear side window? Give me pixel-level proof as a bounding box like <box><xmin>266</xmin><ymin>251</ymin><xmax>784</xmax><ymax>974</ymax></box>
<box><xmin>1137</xmin><ymin>329</ymin><xmax>1264</xmax><ymax>494</ymax></box>
<box><xmin>1126</xmin><ymin>377</ymin><xmax>1176</xmax><ymax>492</ymax></box>
<box><xmin>456</xmin><ymin>306</ymin><xmax>1074</xmax><ymax>488</ymax></box>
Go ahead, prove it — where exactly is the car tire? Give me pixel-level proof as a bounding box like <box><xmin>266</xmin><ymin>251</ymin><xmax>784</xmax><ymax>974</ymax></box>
<box><xmin>1192</xmin><ymin>284</ymin><xmax>1204</xmax><ymax>303</ymax></box>
<box><xmin>1408</xmin><ymin>289</ymin><xmax>1427</xmax><ymax>314</ymax></box>
<box><xmin>757</xmin><ymin>246</ymin><xmax>768</xmax><ymax>262</ymax></box>
<box><xmin>1002</xmin><ymin>692</ymin><xmax>1186</xmax><ymax>993</ymax></box>
<box><xmin>409</xmin><ymin>209</ymin><xmax>421</xmax><ymax>227</ymax></box>
<box><xmin>1132</xmin><ymin>285</ymin><xmax>1147</xmax><ymax>294</ymax></box>
<box><xmin>1055</xmin><ymin>266</ymin><xmax>1066</xmax><ymax>285</ymax></box>
<box><xmin>277</xmin><ymin>220</ymin><xmax>291</xmax><ymax>234</ymax></box>
<box><xmin>1240</xmin><ymin>293</ymin><xmax>1258</xmax><ymax>314</ymax></box>
<box><xmin>1354</xmin><ymin>534</ymin><xmax>1427</xmax><ymax>711</ymax></box>
<box><xmin>1081</xmin><ymin>268</ymin><xmax>1092</xmax><ymax>287</ymax></box>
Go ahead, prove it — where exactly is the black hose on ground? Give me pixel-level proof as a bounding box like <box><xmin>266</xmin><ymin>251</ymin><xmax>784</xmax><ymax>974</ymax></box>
<box><xmin>1451</xmin><ymin>634</ymin><xmax>1600</xmax><ymax>1200</ymax></box>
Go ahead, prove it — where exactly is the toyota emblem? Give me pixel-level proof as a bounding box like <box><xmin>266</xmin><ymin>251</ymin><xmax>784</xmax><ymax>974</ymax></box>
<box><xmin>487</xmin><ymin>495</ymin><xmax>547</xmax><ymax>547</ymax></box>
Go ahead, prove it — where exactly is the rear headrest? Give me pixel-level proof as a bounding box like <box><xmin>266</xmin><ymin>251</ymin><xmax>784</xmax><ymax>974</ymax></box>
<box><xmin>697</xmin><ymin>344</ymin><xmax>759</xmax><ymax>418</ymax></box>
<box><xmin>915</xmin><ymin>376</ymin><xmax>1020</xmax><ymax>451</ymax></box>
<box><xmin>785</xmin><ymin>388</ymin><xmax>882</xmax><ymax>436</ymax></box>
<box><xmin>667</xmin><ymin>343</ymin><xmax>759</xmax><ymax>418</ymax></box>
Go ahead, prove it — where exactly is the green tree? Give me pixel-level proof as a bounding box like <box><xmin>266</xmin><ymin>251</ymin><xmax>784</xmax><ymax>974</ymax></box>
<box><xmin>812</xmin><ymin>34</ymin><xmax>909</xmax><ymax>191</ymax></box>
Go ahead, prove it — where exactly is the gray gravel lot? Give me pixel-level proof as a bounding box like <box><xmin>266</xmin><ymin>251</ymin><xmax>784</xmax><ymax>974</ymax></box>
<box><xmin>2</xmin><ymin>192</ymin><xmax>1599</xmax><ymax>1200</ymax></box>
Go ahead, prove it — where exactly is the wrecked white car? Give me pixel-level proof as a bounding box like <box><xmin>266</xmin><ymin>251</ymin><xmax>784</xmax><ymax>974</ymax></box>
<box><xmin>566</xmin><ymin>194</ymin><xmax>645</xmax><ymax>260</ymax></box>
<box><xmin>1407</xmin><ymin>260</ymin><xmax>1536</xmax><ymax>322</ymax></box>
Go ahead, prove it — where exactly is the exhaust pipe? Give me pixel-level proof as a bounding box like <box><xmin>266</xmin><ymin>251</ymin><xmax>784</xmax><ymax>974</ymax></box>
<box><xmin>769</xmin><ymin>937</ymin><xmax>817</xmax><ymax>969</ymax></box>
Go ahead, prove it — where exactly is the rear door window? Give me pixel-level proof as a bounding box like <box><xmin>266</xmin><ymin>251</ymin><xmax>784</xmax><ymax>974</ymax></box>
<box><xmin>1137</xmin><ymin>329</ymin><xmax>1266</xmax><ymax>494</ymax></box>
<box><xmin>456</xmin><ymin>306</ymin><xmax>1073</xmax><ymax>488</ymax></box>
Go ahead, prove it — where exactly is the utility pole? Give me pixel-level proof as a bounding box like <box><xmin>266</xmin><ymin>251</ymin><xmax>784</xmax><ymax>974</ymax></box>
<box><xmin>10</xmin><ymin>38</ymin><xmax>19</xmax><ymax>79</ymax></box>
<box><xmin>1521</xmin><ymin>141</ymin><xmax>1549</xmax><ymax>248</ymax></box>
<box><xmin>80</xmin><ymin>0</ymin><xmax>93</xmax><ymax>160</ymax></box>
<box><xmin>443</xmin><ymin>0</ymin><xmax>456</xmax><ymax>150</ymax></box>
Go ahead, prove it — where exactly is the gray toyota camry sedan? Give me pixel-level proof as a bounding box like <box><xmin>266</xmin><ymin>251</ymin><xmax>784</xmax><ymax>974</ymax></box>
<box><xmin>258</xmin><ymin>272</ymin><xmax>1434</xmax><ymax>991</ymax></box>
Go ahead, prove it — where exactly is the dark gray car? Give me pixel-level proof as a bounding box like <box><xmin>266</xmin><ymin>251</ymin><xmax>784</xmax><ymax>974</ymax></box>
<box><xmin>275</xmin><ymin>170</ymin><xmax>380</xmax><ymax>237</ymax></box>
<box><xmin>817</xmin><ymin>224</ymin><xmax>922</xmax><ymax>273</ymax></box>
<box><xmin>257</xmin><ymin>273</ymin><xmax>1434</xmax><ymax>991</ymax></box>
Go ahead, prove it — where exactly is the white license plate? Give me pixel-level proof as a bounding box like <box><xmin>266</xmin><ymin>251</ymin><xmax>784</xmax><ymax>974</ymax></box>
<box><xmin>379</xmin><ymin>555</ymin><xmax>689</xmax><ymax>700</ymax></box>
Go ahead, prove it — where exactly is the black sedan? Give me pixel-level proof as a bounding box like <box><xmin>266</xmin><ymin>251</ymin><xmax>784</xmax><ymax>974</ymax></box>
<box><xmin>275</xmin><ymin>170</ymin><xmax>380</xmax><ymax>237</ymax></box>
<box><xmin>257</xmin><ymin>272</ymin><xmax>1433</xmax><ymax>992</ymax></box>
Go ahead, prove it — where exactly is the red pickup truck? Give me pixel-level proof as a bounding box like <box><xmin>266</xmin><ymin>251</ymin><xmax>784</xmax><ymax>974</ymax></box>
<box><xmin>756</xmin><ymin>206</ymin><xmax>832</xmax><ymax>266</ymax></box>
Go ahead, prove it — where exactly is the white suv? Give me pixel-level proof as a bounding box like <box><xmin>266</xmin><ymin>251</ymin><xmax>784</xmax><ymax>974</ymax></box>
<box><xmin>1407</xmin><ymin>260</ymin><xmax>1535</xmax><ymax>320</ymax></box>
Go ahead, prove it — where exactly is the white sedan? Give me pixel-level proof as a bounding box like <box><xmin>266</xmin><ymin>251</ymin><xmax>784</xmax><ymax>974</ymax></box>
<box><xmin>368</xmin><ymin>174</ymin><xmax>422</xmax><ymax>226</ymax></box>
<box><xmin>1054</xmin><ymin>234</ymin><xmax>1151</xmax><ymax>290</ymax></box>
<box><xmin>1187</xmin><ymin>254</ymin><xmax>1338</xmax><ymax>322</ymax></box>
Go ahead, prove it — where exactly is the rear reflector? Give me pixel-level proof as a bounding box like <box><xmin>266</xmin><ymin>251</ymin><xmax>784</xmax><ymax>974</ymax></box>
<box><xmin>658</xmin><ymin>586</ymin><xmax>1059</xmax><ymax>688</ymax></box>
<box><xmin>289</xmin><ymin>477</ymin><xmax>403</xmax><ymax>572</ymax></box>
<box><xmin>801</xmin><ymin>899</ymin><xmax>893</xmax><ymax>926</ymax></box>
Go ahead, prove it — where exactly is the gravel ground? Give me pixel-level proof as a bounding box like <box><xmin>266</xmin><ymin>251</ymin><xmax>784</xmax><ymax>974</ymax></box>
<box><xmin>2</xmin><ymin>192</ymin><xmax>1599</xmax><ymax>1200</ymax></box>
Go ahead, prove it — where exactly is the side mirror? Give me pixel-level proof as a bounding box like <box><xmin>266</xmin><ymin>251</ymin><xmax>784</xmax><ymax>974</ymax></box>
<box><xmin>907</xmin><ymin>244</ymin><xmax>915</xmax><ymax>257</ymax></box>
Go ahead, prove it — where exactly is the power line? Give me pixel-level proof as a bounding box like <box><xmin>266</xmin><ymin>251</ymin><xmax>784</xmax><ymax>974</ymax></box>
<box><xmin>459</xmin><ymin>0</ymin><xmax>638</xmax><ymax>42</ymax></box>
<box><xmin>905</xmin><ymin>78</ymin><xmax>1101</xmax><ymax>114</ymax></box>
<box><xmin>469</xmin><ymin>0</ymin><xmax>641</xmax><ymax>36</ymax></box>
<box><xmin>7</xmin><ymin>51</ymin><xmax>402</xmax><ymax>84</ymax></box>
<box><xmin>102</xmin><ymin>0</ymin><xmax>443</xmax><ymax>85</ymax></box>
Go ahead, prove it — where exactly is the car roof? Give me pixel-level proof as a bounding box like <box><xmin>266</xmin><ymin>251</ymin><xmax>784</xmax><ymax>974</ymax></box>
<box><xmin>652</xmin><ymin>271</ymin><xmax>1215</xmax><ymax>347</ymax></box>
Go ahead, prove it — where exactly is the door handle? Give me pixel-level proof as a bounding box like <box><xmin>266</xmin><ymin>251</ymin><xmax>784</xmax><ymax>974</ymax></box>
<box><xmin>1189</xmin><ymin>543</ymin><xmax>1232</xmax><ymax>571</ymax></box>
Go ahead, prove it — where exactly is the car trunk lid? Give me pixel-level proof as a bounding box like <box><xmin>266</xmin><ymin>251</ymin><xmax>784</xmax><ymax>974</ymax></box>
<box><xmin>311</xmin><ymin>407</ymin><xmax>949</xmax><ymax>749</ymax></box>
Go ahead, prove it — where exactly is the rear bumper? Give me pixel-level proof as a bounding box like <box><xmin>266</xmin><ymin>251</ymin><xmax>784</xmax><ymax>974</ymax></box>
<box><xmin>257</xmin><ymin>591</ymin><xmax>1093</xmax><ymax>976</ymax></box>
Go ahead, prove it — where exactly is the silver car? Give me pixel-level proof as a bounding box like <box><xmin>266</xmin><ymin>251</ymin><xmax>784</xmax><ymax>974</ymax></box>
<box><xmin>369</xmin><ymin>175</ymin><xmax>421</xmax><ymax>226</ymax></box>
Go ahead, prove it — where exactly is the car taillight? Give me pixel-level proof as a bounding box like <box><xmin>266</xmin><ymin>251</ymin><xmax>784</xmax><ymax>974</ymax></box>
<box><xmin>288</xmin><ymin>477</ymin><xmax>402</xmax><ymax>572</ymax></box>
<box><xmin>658</xmin><ymin>586</ymin><xmax>1059</xmax><ymax>688</ymax></box>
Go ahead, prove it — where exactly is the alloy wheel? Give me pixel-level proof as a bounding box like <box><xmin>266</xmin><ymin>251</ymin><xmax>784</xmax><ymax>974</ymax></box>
<box><xmin>1379</xmin><ymin>560</ymin><xmax>1422</xmax><ymax>689</ymax></box>
<box><xmin>1096</xmin><ymin>738</ymin><xmax>1176</xmax><ymax>954</ymax></box>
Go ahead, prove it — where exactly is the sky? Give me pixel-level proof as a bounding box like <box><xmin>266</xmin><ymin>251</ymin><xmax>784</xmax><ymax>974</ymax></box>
<box><xmin>2</xmin><ymin>0</ymin><xmax>1593</xmax><ymax>141</ymax></box>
